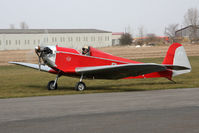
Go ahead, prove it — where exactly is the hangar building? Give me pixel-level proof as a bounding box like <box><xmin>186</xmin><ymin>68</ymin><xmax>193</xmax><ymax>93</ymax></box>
<box><xmin>0</xmin><ymin>29</ymin><xmax>112</xmax><ymax>50</ymax></box>
<box><xmin>112</xmin><ymin>32</ymin><xmax>124</xmax><ymax>46</ymax></box>
<box><xmin>175</xmin><ymin>25</ymin><xmax>199</xmax><ymax>38</ymax></box>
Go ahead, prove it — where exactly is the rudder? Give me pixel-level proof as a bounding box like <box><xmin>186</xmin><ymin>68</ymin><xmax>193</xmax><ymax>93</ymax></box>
<box><xmin>162</xmin><ymin>43</ymin><xmax>191</xmax><ymax>76</ymax></box>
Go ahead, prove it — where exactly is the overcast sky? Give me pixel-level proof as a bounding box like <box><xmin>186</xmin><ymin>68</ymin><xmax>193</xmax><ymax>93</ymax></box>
<box><xmin>0</xmin><ymin>0</ymin><xmax>199</xmax><ymax>36</ymax></box>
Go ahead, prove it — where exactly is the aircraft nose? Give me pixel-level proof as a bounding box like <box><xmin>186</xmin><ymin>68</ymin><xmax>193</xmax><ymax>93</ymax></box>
<box><xmin>35</xmin><ymin>46</ymin><xmax>38</xmax><ymax>50</ymax></box>
<box><xmin>35</xmin><ymin>45</ymin><xmax>42</xmax><ymax>53</ymax></box>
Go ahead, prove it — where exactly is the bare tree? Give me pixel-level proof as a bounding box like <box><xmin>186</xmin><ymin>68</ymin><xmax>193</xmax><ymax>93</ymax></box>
<box><xmin>20</xmin><ymin>22</ymin><xmax>29</xmax><ymax>29</ymax></box>
<box><xmin>184</xmin><ymin>8</ymin><xmax>199</xmax><ymax>42</ymax></box>
<box><xmin>9</xmin><ymin>24</ymin><xmax>15</xmax><ymax>29</ymax></box>
<box><xmin>125</xmin><ymin>25</ymin><xmax>132</xmax><ymax>34</ymax></box>
<box><xmin>137</xmin><ymin>26</ymin><xmax>145</xmax><ymax>45</ymax></box>
<box><xmin>164</xmin><ymin>24</ymin><xmax>179</xmax><ymax>43</ymax></box>
<box><xmin>184</xmin><ymin>8</ymin><xmax>199</xmax><ymax>26</ymax></box>
<box><xmin>146</xmin><ymin>33</ymin><xmax>157</xmax><ymax>43</ymax></box>
<box><xmin>138</xmin><ymin>26</ymin><xmax>145</xmax><ymax>38</ymax></box>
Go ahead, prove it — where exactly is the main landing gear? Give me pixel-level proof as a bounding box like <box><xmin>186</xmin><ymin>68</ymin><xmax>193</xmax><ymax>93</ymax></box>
<box><xmin>47</xmin><ymin>73</ymin><xmax>61</xmax><ymax>90</ymax></box>
<box><xmin>47</xmin><ymin>74</ymin><xmax>86</xmax><ymax>91</ymax></box>
<box><xmin>75</xmin><ymin>74</ymin><xmax>86</xmax><ymax>91</ymax></box>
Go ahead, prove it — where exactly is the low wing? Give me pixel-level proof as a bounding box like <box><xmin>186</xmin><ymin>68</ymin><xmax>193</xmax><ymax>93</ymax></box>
<box><xmin>9</xmin><ymin>62</ymin><xmax>51</xmax><ymax>72</ymax></box>
<box><xmin>76</xmin><ymin>63</ymin><xmax>190</xmax><ymax>79</ymax></box>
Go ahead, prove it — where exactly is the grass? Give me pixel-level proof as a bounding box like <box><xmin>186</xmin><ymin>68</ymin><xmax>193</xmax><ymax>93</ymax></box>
<box><xmin>0</xmin><ymin>56</ymin><xmax>198</xmax><ymax>98</ymax></box>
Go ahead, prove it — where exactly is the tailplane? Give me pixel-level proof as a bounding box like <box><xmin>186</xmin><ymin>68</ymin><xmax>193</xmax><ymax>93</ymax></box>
<box><xmin>162</xmin><ymin>43</ymin><xmax>191</xmax><ymax>77</ymax></box>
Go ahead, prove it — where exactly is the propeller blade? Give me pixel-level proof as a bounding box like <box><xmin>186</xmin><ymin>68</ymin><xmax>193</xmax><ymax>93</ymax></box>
<box><xmin>35</xmin><ymin>30</ymin><xmax>50</xmax><ymax>71</ymax></box>
<box><xmin>38</xmin><ymin>56</ymin><xmax>41</xmax><ymax>71</ymax></box>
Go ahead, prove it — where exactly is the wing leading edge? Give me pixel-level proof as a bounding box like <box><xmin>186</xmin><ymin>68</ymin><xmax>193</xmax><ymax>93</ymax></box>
<box><xmin>9</xmin><ymin>62</ymin><xmax>51</xmax><ymax>72</ymax></box>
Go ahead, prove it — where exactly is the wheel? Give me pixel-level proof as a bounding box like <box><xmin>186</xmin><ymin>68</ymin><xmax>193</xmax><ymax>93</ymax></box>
<box><xmin>47</xmin><ymin>80</ymin><xmax>58</xmax><ymax>90</ymax></box>
<box><xmin>75</xmin><ymin>82</ymin><xmax>86</xmax><ymax>91</ymax></box>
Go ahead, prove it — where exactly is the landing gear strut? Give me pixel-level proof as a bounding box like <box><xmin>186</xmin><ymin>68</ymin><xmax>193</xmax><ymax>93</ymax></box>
<box><xmin>47</xmin><ymin>73</ymin><xmax>62</xmax><ymax>90</ymax></box>
<box><xmin>75</xmin><ymin>74</ymin><xmax>86</xmax><ymax>91</ymax></box>
<box><xmin>167</xmin><ymin>78</ymin><xmax>176</xmax><ymax>84</ymax></box>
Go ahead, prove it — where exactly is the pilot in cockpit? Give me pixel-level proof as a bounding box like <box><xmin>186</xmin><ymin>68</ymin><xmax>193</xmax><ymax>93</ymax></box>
<box><xmin>82</xmin><ymin>46</ymin><xmax>90</xmax><ymax>56</ymax></box>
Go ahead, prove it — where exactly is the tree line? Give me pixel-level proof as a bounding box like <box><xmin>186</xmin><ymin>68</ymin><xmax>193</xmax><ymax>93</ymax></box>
<box><xmin>120</xmin><ymin>8</ymin><xmax>199</xmax><ymax>45</ymax></box>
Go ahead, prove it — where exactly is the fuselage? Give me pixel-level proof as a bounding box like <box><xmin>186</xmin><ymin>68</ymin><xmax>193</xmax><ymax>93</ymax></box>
<box><xmin>40</xmin><ymin>45</ymin><xmax>172</xmax><ymax>80</ymax></box>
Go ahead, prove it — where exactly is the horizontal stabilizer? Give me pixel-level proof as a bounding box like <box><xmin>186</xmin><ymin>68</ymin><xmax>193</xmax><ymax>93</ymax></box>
<box><xmin>164</xmin><ymin>65</ymin><xmax>191</xmax><ymax>70</ymax></box>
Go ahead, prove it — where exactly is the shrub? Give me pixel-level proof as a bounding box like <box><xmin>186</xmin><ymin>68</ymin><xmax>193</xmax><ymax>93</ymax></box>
<box><xmin>120</xmin><ymin>33</ymin><xmax>133</xmax><ymax>45</ymax></box>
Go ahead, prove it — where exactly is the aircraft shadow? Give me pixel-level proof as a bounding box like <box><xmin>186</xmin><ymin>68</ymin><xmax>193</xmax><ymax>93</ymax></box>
<box><xmin>26</xmin><ymin>81</ymin><xmax>182</xmax><ymax>92</ymax></box>
<box><xmin>86</xmin><ymin>81</ymin><xmax>182</xmax><ymax>91</ymax></box>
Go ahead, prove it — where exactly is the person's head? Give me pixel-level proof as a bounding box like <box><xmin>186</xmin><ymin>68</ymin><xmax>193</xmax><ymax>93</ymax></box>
<box><xmin>82</xmin><ymin>46</ymin><xmax>89</xmax><ymax>54</ymax></box>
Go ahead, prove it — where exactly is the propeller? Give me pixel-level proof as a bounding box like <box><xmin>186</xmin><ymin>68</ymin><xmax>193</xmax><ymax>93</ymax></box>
<box><xmin>35</xmin><ymin>45</ymin><xmax>43</xmax><ymax>71</ymax></box>
<box><xmin>35</xmin><ymin>45</ymin><xmax>53</xmax><ymax>71</ymax></box>
<box><xmin>35</xmin><ymin>29</ymin><xmax>49</xmax><ymax>71</ymax></box>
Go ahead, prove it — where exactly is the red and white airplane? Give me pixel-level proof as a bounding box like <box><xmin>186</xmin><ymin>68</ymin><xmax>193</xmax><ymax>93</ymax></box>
<box><xmin>10</xmin><ymin>43</ymin><xmax>191</xmax><ymax>91</ymax></box>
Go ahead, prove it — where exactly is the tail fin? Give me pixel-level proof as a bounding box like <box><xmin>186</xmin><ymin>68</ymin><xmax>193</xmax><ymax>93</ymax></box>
<box><xmin>162</xmin><ymin>43</ymin><xmax>191</xmax><ymax>77</ymax></box>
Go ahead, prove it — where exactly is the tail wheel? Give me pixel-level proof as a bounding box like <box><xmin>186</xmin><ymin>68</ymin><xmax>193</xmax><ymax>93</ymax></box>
<box><xmin>75</xmin><ymin>82</ymin><xmax>86</xmax><ymax>91</ymax></box>
<box><xmin>47</xmin><ymin>80</ymin><xmax>58</xmax><ymax>90</ymax></box>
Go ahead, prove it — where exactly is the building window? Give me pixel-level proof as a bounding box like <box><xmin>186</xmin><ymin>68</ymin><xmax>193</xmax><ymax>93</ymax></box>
<box><xmin>63</xmin><ymin>37</ymin><xmax>65</xmax><ymax>42</ymax></box>
<box><xmin>33</xmin><ymin>40</ymin><xmax>36</xmax><ymax>45</ymax></box>
<box><xmin>76</xmin><ymin>37</ymin><xmax>80</xmax><ymax>41</ymax></box>
<box><xmin>105</xmin><ymin>36</ymin><xmax>109</xmax><ymax>41</ymax></box>
<box><xmin>27</xmin><ymin>40</ymin><xmax>30</xmax><ymax>44</ymax></box>
<box><xmin>38</xmin><ymin>40</ymin><xmax>40</xmax><ymax>44</ymax></box>
<box><xmin>15</xmin><ymin>40</ymin><xmax>18</xmax><ymax>45</ymax></box>
<box><xmin>84</xmin><ymin>37</ymin><xmax>88</xmax><ymax>41</ymax></box>
<box><xmin>18</xmin><ymin>40</ymin><xmax>20</xmax><ymax>45</ymax></box>
<box><xmin>25</xmin><ymin>40</ymin><xmax>26</xmax><ymax>45</ymax></box>
<box><xmin>55</xmin><ymin>37</ymin><xmax>57</xmax><ymax>42</ymax></box>
<box><xmin>52</xmin><ymin>37</ymin><xmax>54</xmax><ymax>42</ymax></box>
<box><xmin>9</xmin><ymin>40</ymin><xmax>11</xmax><ymax>45</ymax></box>
<box><xmin>44</xmin><ymin>38</ymin><xmax>48</xmax><ymax>43</ymax></box>
<box><xmin>68</xmin><ymin>37</ymin><xmax>73</xmax><ymax>42</ymax></box>
<box><xmin>0</xmin><ymin>40</ymin><xmax>1</xmax><ymax>45</ymax></box>
<box><xmin>98</xmin><ymin>36</ymin><xmax>103</xmax><ymax>41</ymax></box>
<box><xmin>91</xmin><ymin>36</ymin><xmax>95</xmax><ymax>41</ymax></box>
<box><xmin>60</xmin><ymin>37</ymin><xmax>62</xmax><ymax>42</ymax></box>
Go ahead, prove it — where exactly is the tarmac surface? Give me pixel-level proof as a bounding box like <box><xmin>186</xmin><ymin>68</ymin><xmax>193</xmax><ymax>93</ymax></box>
<box><xmin>0</xmin><ymin>88</ymin><xmax>199</xmax><ymax>133</ymax></box>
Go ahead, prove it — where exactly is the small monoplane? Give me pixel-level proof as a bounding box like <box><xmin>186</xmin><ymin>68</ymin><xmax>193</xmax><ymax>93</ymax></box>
<box><xmin>10</xmin><ymin>43</ymin><xmax>191</xmax><ymax>91</ymax></box>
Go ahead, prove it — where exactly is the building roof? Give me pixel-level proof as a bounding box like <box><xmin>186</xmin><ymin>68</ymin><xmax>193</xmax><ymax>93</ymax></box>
<box><xmin>175</xmin><ymin>25</ymin><xmax>199</xmax><ymax>33</ymax></box>
<box><xmin>112</xmin><ymin>32</ymin><xmax>124</xmax><ymax>35</ymax></box>
<box><xmin>0</xmin><ymin>29</ymin><xmax>111</xmax><ymax>34</ymax></box>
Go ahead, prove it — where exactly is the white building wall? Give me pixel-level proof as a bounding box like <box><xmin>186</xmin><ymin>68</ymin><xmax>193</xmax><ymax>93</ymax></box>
<box><xmin>0</xmin><ymin>33</ymin><xmax>112</xmax><ymax>50</ymax></box>
<box><xmin>0</xmin><ymin>34</ymin><xmax>3</xmax><ymax>50</ymax></box>
<box><xmin>112</xmin><ymin>33</ymin><xmax>123</xmax><ymax>46</ymax></box>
